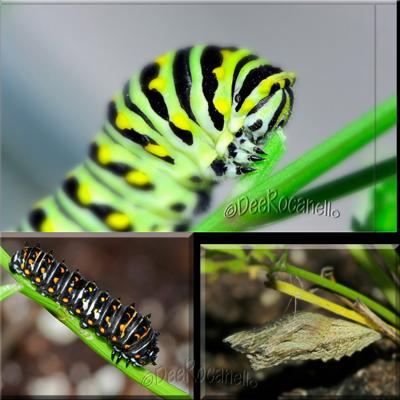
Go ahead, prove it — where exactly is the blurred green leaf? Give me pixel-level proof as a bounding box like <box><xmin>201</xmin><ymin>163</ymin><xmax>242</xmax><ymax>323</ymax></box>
<box><xmin>353</xmin><ymin>175</ymin><xmax>397</xmax><ymax>232</ymax></box>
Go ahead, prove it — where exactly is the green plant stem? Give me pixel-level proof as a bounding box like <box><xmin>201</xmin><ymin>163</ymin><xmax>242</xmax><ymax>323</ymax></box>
<box><xmin>234</xmin><ymin>129</ymin><xmax>286</xmax><ymax>194</ymax></box>
<box><xmin>272</xmin><ymin>262</ymin><xmax>399</xmax><ymax>328</ymax></box>
<box><xmin>0</xmin><ymin>283</ymin><xmax>23</xmax><ymax>301</ymax></box>
<box><xmin>0</xmin><ymin>247</ymin><xmax>191</xmax><ymax>399</ymax></box>
<box><xmin>347</xmin><ymin>245</ymin><xmax>399</xmax><ymax>310</ymax></box>
<box><xmin>297</xmin><ymin>156</ymin><xmax>396</xmax><ymax>204</ymax></box>
<box><xmin>195</xmin><ymin>95</ymin><xmax>396</xmax><ymax>231</ymax></box>
<box><xmin>240</xmin><ymin>156</ymin><xmax>396</xmax><ymax>225</ymax></box>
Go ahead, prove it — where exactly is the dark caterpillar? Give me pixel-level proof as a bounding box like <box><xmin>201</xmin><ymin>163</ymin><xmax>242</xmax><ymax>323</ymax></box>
<box><xmin>9</xmin><ymin>245</ymin><xmax>159</xmax><ymax>367</ymax></box>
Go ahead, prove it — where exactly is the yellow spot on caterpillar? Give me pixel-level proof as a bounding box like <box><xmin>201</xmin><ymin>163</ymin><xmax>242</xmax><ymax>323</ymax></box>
<box><xmin>145</xmin><ymin>143</ymin><xmax>169</xmax><ymax>158</ymax></box>
<box><xmin>112</xmin><ymin>335</ymin><xmax>117</xmax><ymax>342</ymax></box>
<box><xmin>258</xmin><ymin>79</ymin><xmax>271</xmax><ymax>95</ymax></box>
<box><xmin>120</xmin><ymin>324</ymin><xmax>126</xmax><ymax>332</ymax></box>
<box><xmin>258</xmin><ymin>72</ymin><xmax>296</xmax><ymax>96</ymax></box>
<box><xmin>214</xmin><ymin>99</ymin><xmax>230</xmax><ymax>115</ymax></box>
<box><xmin>148</xmin><ymin>76</ymin><xmax>166</xmax><ymax>92</ymax></box>
<box><xmin>98</xmin><ymin>145</ymin><xmax>111</xmax><ymax>165</ymax></box>
<box><xmin>68</xmin><ymin>287</ymin><xmax>73</xmax><ymax>294</ymax></box>
<box><xmin>40</xmin><ymin>267</ymin><xmax>46</xmax><ymax>273</ymax></box>
<box><xmin>77</xmin><ymin>184</ymin><xmax>91</xmax><ymax>205</ymax></box>
<box><xmin>124</xmin><ymin>344</ymin><xmax>131</xmax><ymax>350</ymax></box>
<box><xmin>40</xmin><ymin>219</ymin><xmax>55</xmax><ymax>232</ymax></box>
<box><xmin>155</xmin><ymin>54</ymin><xmax>168</xmax><ymax>66</ymax></box>
<box><xmin>35</xmin><ymin>277</ymin><xmax>41</xmax><ymax>283</ymax></box>
<box><xmin>88</xmin><ymin>319</ymin><xmax>93</xmax><ymax>326</ymax></box>
<box><xmin>24</xmin><ymin>269</ymin><xmax>30</xmax><ymax>275</ymax></box>
<box><xmin>53</xmin><ymin>277</ymin><xmax>60</xmax><ymax>283</ymax></box>
<box><xmin>258</xmin><ymin>77</ymin><xmax>285</xmax><ymax>95</ymax></box>
<box><xmin>105</xmin><ymin>316</ymin><xmax>111</xmax><ymax>323</ymax></box>
<box><xmin>115</xmin><ymin>112</ymin><xmax>131</xmax><ymax>130</ymax></box>
<box><xmin>172</xmin><ymin>113</ymin><xmax>190</xmax><ymax>131</ymax></box>
<box><xmin>62</xmin><ymin>297</ymin><xmax>69</xmax><ymax>303</ymax></box>
<box><xmin>105</xmin><ymin>213</ymin><xmax>131</xmax><ymax>231</ymax></box>
<box><xmin>100</xmin><ymin>327</ymin><xmax>105</xmax><ymax>334</ymax></box>
<box><xmin>212</xmin><ymin>66</ymin><xmax>225</xmax><ymax>80</ymax></box>
<box><xmin>125</xmin><ymin>170</ymin><xmax>150</xmax><ymax>186</ymax></box>
<box><xmin>221</xmin><ymin>49</ymin><xmax>233</xmax><ymax>60</ymax></box>
<box><xmin>241</xmin><ymin>98</ymin><xmax>255</xmax><ymax>114</ymax></box>
<box><xmin>48</xmin><ymin>287</ymin><xmax>55</xmax><ymax>293</ymax></box>
<box><xmin>76</xmin><ymin>308</ymin><xmax>81</xmax><ymax>314</ymax></box>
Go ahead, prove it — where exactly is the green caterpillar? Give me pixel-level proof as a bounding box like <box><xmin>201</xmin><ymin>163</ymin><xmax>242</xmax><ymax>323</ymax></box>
<box><xmin>20</xmin><ymin>45</ymin><xmax>295</xmax><ymax>232</ymax></box>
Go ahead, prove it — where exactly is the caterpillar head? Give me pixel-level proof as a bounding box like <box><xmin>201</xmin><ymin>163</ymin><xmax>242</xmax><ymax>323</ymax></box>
<box><xmin>232</xmin><ymin>69</ymin><xmax>295</xmax><ymax>142</ymax></box>
<box><xmin>241</xmin><ymin>86</ymin><xmax>294</xmax><ymax>146</ymax></box>
<box><xmin>9</xmin><ymin>249</ymin><xmax>24</xmax><ymax>274</ymax></box>
<box><xmin>218</xmin><ymin>69</ymin><xmax>295</xmax><ymax>178</ymax></box>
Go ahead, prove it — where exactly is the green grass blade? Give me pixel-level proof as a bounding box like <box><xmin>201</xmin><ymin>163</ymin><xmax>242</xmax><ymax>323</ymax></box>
<box><xmin>0</xmin><ymin>247</ymin><xmax>191</xmax><ymax>399</ymax></box>
<box><xmin>272</xmin><ymin>262</ymin><xmax>399</xmax><ymax>328</ymax></box>
<box><xmin>298</xmin><ymin>156</ymin><xmax>396</xmax><ymax>204</ymax></box>
<box><xmin>194</xmin><ymin>96</ymin><xmax>396</xmax><ymax>231</ymax></box>
<box><xmin>347</xmin><ymin>245</ymin><xmax>399</xmax><ymax>310</ymax></box>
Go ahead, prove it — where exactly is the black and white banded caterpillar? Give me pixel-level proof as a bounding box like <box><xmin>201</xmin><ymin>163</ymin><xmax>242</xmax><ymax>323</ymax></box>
<box><xmin>20</xmin><ymin>45</ymin><xmax>295</xmax><ymax>232</ymax></box>
<box><xmin>9</xmin><ymin>245</ymin><xmax>159</xmax><ymax>367</ymax></box>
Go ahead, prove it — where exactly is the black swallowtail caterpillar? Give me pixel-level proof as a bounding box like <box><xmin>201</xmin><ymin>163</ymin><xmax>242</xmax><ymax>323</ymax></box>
<box><xmin>9</xmin><ymin>245</ymin><xmax>160</xmax><ymax>367</ymax></box>
<box><xmin>21</xmin><ymin>45</ymin><xmax>295</xmax><ymax>232</ymax></box>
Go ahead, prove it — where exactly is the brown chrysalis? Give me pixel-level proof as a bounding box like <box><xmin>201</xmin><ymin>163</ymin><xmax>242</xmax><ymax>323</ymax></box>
<box><xmin>224</xmin><ymin>312</ymin><xmax>381</xmax><ymax>370</ymax></box>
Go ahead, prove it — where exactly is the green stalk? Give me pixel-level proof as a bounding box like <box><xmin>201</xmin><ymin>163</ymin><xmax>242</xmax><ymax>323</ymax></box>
<box><xmin>0</xmin><ymin>283</ymin><xmax>23</xmax><ymax>301</ymax></box>
<box><xmin>233</xmin><ymin>128</ymin><xmax>286</xmax><ymax>194</ymax></box>
<box><xmin>347</xmin><ymin>245</ymin><xmax>398</xmax><ymax>310</ymax></box>
<box><xmin>297</xmin><ymin>157</ymin><xmax>396</xmax><ymax>205</ymax></box>
<box><xmin>195</xmin><ymin>96</ymin><xmax>396</xmax><ymax>231</ymax></box>
<box><xmin>0</xmin><ymin>247</ymin><xmax>191</xmax><ymax>399</ymax></box>
<box><xmin>231</xmin><ymin>156</ymin><xmax>396</xmax><ymax>225</ymax></box>
<box><xmin>272</xmin><ymin>262</ymin><xmax>399</xmax><ymax>328</ymax></box>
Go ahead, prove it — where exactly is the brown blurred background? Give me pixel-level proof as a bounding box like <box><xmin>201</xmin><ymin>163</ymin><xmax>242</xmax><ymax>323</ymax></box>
<box><xmin>1</xmin><ymin>235</ymin><xmax>193</xmax><ymax>396</ymax></box>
